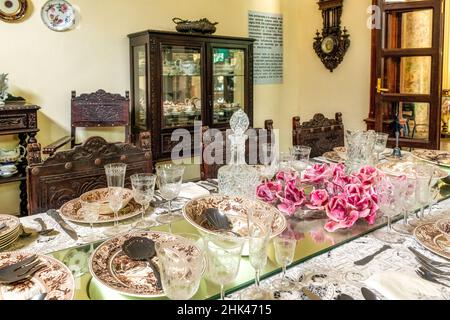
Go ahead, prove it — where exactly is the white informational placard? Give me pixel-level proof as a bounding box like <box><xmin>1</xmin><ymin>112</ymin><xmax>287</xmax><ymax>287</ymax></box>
<box><xmin>248</xmin><ymin>11</ymin><xmax>283</xmax><ymax>85</ymax></box>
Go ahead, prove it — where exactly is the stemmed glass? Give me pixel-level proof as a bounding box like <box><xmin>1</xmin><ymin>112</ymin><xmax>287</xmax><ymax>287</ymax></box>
<box><xmin>155</xmin><ymin>240</ymin><xmax>204</xmax><ymax>300</ymax></box>
<box><xmin>204</xmin><ymin>233</ymin><xmax>245</xmax><ymax>300</ymax></box>
<box><xmin>104</xmin><ymin>163</ymin><xmax>130</xmax><ymax>236</ymax></box>
<box><xmin>415</xmin><ymin>164</ymin><xmax>434</xmax><ymax>221</ymax></box>
<box><xmin>131</xmin><ymin>173</ymin><xmax>157</xmax><ymax>229</ymax></box>
<box><xmin>374</xmin><ymin>133</ymin><xmax>389</xmax><ymax>162</ymax></box>
<box><xmin>373</xmin><ymin>175</ymin><xmax>406</xmax><ymax>244</ymax></box>
<box><xmin>290</xmin><ymin>146</ymin><xmax>311</xmax><ymax>173</ymax></box>
<box><xmin>271</xmin><ymin>235</ymin><xmax>297</xmax><ymax>291</ymax></box>
<box><xmin>279</xmin><ymin>151</ymin><xmax>294</xmax><ymax>171</ymax></box>
<box><xmin>240</xmin><ymin>208</ymin><xmax>274</xmax><ymax>300</ymax></box>
<box><xmin>392</xmin><ymin>177</ymin><xmax>417</xmax><ymax>235</ymax></box>
<box><xmin>80</xmin><ymin>198</ymin><xmax>101</xmax><ymax>242</ymax></box>
<box><xmin>260</xmin><ymin>143</ymin><xmax>279</xmax><ymax>181</ymax></box>
<box><xmin>155</xmin><ymin>164</ymin><xmax>185</xmax><ymax>232</ymax></box>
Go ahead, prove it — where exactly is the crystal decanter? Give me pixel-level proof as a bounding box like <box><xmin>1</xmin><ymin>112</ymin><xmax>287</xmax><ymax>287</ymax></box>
<box><xmin>218</xmin><ymin>110</ymin><xmax>259</xmax><ymax>199</ymax></box>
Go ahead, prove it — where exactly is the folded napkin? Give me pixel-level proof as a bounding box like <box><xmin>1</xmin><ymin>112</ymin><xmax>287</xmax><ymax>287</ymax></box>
<box><xmin>179</xmin><ymin>182</ymin><xmax>210</xmax><ymax>200</ymax></box>
<box><xmin>364</xmin><ymin>270</ymin><xmax>445</xmax><ymax>300</ymax></box>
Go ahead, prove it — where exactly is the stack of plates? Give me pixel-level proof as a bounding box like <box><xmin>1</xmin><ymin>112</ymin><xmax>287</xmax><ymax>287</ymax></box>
<box><xmin>0</xmin><ymin>215</ymin><xmax>21</xmax><ymax>251</ymax></box>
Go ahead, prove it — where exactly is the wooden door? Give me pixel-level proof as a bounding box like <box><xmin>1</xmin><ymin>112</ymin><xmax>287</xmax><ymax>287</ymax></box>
<box><xmin>367</xmin><ymin>0</ymin><xmax>445</xmax><ymax>150</ymax></box>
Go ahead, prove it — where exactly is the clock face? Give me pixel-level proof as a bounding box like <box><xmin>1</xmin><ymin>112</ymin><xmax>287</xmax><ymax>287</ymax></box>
<box><xmin>321</xmin><ymin>36</ymin><xmax>336</xmax><ymax>54</ymax></box>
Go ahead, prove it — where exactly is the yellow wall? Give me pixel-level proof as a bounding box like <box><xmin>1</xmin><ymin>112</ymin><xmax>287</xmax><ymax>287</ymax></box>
<box><xmin>0</xmin><ymin>0</ymin><xmax>372</xmax><ymax>214</ymax></box>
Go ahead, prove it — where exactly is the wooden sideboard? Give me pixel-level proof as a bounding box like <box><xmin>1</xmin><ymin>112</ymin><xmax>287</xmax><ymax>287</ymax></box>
<box><xmin>0</xmin><ymin>103</ymin><xmax>40</xmax><ymax>216</ymax></box>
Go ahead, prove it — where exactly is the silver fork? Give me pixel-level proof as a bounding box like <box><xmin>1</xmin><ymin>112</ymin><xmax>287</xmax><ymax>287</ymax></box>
<box><xmin>408</xmin><ymin>247</ymin><xmax>450</xmax><ymax>268</ymax></box>
<box><xmin>416</xmin><ymin>267</ymin><xmax>450</xmax><ymax>288</ymax></box>
<box><xmin>415</xmin><ymin>258</ymin><xmax>450</xmax><ymax>276</ymax></box>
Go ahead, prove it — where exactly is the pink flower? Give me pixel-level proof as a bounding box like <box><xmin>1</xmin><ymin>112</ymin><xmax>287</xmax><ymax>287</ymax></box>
<box><xmin>331</xmin><ymin>163</ymin><xmax>346</xmax><ymax>178</ymax></box>
<box><xmin>277</xmin><ymin>180</ymin><xmax>306</xmax><ymax>215</ymax></box>
<box><xmin>256</xmin><ymin>181</ymin><xmax>282</xmax><ymax>204</ymax></box>
<box><xmin>356</xmin><ymin>166</ymin><xmax>381</xmax><ymax>188</ymax></box>
<box><xmin>325</xmin><ymin>195</ymin><xmax>359</xmax><ymax>232</ymax></box>
<box><xmin>276</xmin><ymin>170</ymin><xmax>298</xmax><ymax>183</ymax></box>
<box><xmin>306</xmin><ymin>189</ymin><xmax>329</xmax><ymax>210</ymax></box>
<box><xmin>303</xmin><ymin>163</ymin><xmax>332</xmax><ymax>185</ymax></box>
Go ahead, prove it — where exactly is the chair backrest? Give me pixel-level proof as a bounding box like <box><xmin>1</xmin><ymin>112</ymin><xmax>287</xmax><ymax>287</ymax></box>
<box><xmin>293</xmin><ymin>113</ymin><xmax>344</xmax><ymax>158</ymax></box>
<box><xmin>200</xmin><ymin>121</ymin><xmax>274</xmax><ymax>180</ymax></box>
<box><xmin>71</xmin><ymin>89</ymin><xmax>130</xmax><ymax>147</ymax></box>
<box><xmin>26</xmin><ymin>134</ymin><xmax>152</xmax><ymax>215</ymax></box>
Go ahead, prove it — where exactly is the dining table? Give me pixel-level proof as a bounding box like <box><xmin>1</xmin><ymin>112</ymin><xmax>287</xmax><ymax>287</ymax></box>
<box><xmin>2</xmin><ymin>157</ymin><xmax>450</xmax><ymax>300</ymax></box>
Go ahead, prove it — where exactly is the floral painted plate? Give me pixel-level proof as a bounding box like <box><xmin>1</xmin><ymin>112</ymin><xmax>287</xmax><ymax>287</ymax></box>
<box><xmin>182</xmin><ymin>195</ymin><xmax>287</xmax><ymax>239</ymax></box>
<box><xmin>414</xmin><ymin>223</ymin><xmax>450</xmax><ymax>260</ymax></box>
<box><xmin>376</xmin><ymin>160</ymin><xmax>448</xmax><ymax>181</ymax></box>
<box><xmin>41</xmin><ymin>0</ymin><xmax>75</xmax><ymax>31</ymax></box>
<box><xmin>60</xmin><ymin>197</ymin><xmax>142</xmax><ymax>224</ymax></box>
<box><xmin>0</xmin><ymin>214</ymin><xmax>20</xmax><ymax>239</ymax></box>
<box><xmin>89</xmin><ymin>231</ymin><xmax>204</xmax><ymax>298</ymax></box>
<box><xmin>0</xmin><ymin>252</ymin><xmax>75</xmax><ymax>300</ymax></box>
<box><xmin>80</xmin><ymin>188</ymin><xmax>134</xmax><ymax>216</ymax></box>
<box><xmin>412</xmin><ymin>149</ymin><xmax>450</xmax><ymax>168</ymax></box>
<box><xmin>322</xmin><ymin>151</ymin><xmax>344</xmax><ymax>163</ymax></box>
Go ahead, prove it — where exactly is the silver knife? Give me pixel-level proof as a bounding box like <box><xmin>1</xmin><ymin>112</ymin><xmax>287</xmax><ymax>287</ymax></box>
<box><xmin>46</xmin><ymin>210</ymin><xmax>78</xmax><ymax>241</ymax></box>
<box><xmin>361</xmin><ymin>287</ymin><xmax>379</xmax><ymax>300</ymax></box>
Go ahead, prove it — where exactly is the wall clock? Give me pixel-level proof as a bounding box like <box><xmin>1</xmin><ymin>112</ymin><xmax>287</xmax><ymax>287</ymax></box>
<box><xmin>313</xmin><ymin>0</ymin><xmax>350</xmax><ymax>72</ymax></box>
<box><xmin>0</xmin><ymin>0</ymin><xmax>28</xmax><ymax>22</ymax></box>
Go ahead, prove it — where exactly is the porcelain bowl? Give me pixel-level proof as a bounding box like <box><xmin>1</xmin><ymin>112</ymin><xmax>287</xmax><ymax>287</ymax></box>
<box><xmin>182</xmin><ymin>195</ymin><xmax>287</xmax><ymax>240</ymax></box>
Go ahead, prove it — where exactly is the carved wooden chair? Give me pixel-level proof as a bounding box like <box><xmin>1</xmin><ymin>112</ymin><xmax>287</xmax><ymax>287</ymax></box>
<box><xmin>292</xmin><ymin>113</ymin><xmax>344</xmax><ymax>158</ymax></box>
<box><xmin>200</xmin><ymin>120</ymin><xmax>275</xmax><ymax>180</ymax></box>
<box><xmin>43</xmin><ymin>89</ymin><xmax>131</xmax><ymax>156</ymax></box>
<box><xmin>26</xmin><ymin>133</ymin><xmax>152</xmax><ymax>215</ymax></box>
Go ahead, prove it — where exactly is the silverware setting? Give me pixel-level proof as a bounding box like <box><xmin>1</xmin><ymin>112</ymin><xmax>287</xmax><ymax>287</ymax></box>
<box><xmin>354</xmin><ymin>245</ymin><xmax>392</xmax><ymax>266</ymax></box>
<box><xmin>361</xmin><ymin>287</ymin><xmax>379</xmax><ymax>300</ymax></box>
<box><xmin>46</xmin><ymin>209</ymin><xmax>78</xmax><ymax>241</ymax></box>
<box><xmin>0</xmin><ymin>255</ymin><xmax>46</xmax><ymax>285</ymax></box>
<box><xmin>0</xmin><ymin>223</ymin><xmax>6</xmax><ymax>231</ymax></box>
<box><xmin>29</xmin><ymin>292</ymin><xmax>47</xmax><ymax>300</ymax></box>
<box><xmin>33</xmin><ymin>218</ymin><xmax>58</xmax><ymax>237</ymax></box>
<box><xmin>336</xmin><ymin>293</ymin><xmax>354</xmax><ymax>300</ymax></box>
<box><xmin>408</xmin><ymin>247</ymin><xmax>450</xmax><ymax>268</ymax></box>
<box><xmin>416</xmin><ymin>267</ymin><xmax>450</xmax><ymax>288</ymax></box>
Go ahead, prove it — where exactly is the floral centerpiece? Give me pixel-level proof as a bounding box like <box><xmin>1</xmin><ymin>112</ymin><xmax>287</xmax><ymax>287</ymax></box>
<box><xmin>256</xmin><ymin>163</ymin><xmax>383</xmax><ymax>232</ymax></box>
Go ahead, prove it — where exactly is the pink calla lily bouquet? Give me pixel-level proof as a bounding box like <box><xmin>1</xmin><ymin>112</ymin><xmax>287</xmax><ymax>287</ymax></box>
<box><xmin>256</xmin><ymin>163</ymin><xmax>384</xmax><ymax>233</ymax></box>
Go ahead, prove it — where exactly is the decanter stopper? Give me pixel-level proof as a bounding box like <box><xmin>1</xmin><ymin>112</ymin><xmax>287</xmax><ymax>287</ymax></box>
<box><xmin>230</xmin><ymin>109</ymin><xmax>249</xmax><ymax>136</ymax></box>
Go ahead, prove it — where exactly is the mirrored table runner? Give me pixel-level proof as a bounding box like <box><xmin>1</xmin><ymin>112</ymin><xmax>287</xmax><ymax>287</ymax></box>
<box><xmin>40</xmin><ymin>181</ymin><xmax>450</xmax><ymax>300</ymax></box>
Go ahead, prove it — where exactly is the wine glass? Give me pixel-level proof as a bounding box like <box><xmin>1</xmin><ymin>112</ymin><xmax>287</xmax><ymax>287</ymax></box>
<box><xmin>373</xmin><ymin>175</ymin><xmax>406</xmax><ymax>244</ymax></box>
<box><xmin>204</xmin><ymin>233</ymin><xmax>245</xmax><ymax>300</ymax></box>
<box><xmin>279</xmin><ymin>151</ymin><xmax>294</xmax><ymax>171</ymax></box>
<box><xmin>155</xmin><ymin>240</ymin><xmax>204</xmax><ymax>300</ymax></box>
<box><xmin>374</xmin><ymin>133</ymin><xmax>389</xmax><ymax>161</ymax></box>
<box><xmin>80</xmin><ymin>198</ymin><xmax>101</xmax><ymax>242</ymax></box>
<box><xmin>155</xmin><ymin>164</ymin><xmax>185</xmax><ymax>233</ymax></box>
<box><xmin>131</xmin><ymin>173</ymin><xmax>157</xmax><ymax>229</ymax></box>
<box><xmin>260</xmin><ymin>143</ymin><xmax>279</xmax><ymax>181</ymax></box>
<box><xmin>392</xmin><ymin>177</ymin><xmax>417</xmax><ymax>235</ymax></box>
<box><xmin>290</xmin><ymin>145</ymin><xmax>311</xmax><ymax>173</ymax></box>
<box><xmin>415</xmin><ymin>164</ymin><xmax>434</xmax><ymax>220</ymax></box>
<box><xmin>104</xmin><ymin>163</ymin><xmax>130</xmax><ymax>236</ymax></box>
<box><xmin>271</xmin><ymin>235</ymin><xmax>297</xmax><ymax>291</ymax></box>
<box><xmin>240</xmin><ymin>208</ymin><xmax>274</xmax><ymax>300</ymax></box>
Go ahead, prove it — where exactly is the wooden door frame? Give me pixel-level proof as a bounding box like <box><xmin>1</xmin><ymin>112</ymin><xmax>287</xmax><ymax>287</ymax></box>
<box><xmin>367</xmin><ymin>0</ymin><xmax>445</xmax><ymax>150</ymax></box>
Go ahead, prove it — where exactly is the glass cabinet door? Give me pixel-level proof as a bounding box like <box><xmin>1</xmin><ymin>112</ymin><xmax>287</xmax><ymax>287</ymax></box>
<box><xmin>162</xmin><ymin>45</ymin><xmax>202</xmax><ymax>129</ymax></box>
<box><xmin>212</xmin><ymin>48</ymin><xmax>245</xmax><ymax>125</ymax></box>
<box><xmin>133</xmin><ymin>45</ymin><xmax>147</xmax><ymax>130</ymax></box>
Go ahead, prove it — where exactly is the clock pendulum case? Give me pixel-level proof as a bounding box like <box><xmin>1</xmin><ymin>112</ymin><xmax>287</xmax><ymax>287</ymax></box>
<box><xmin>313</xmin><ymin>0</ymin><xmax>350</xmax><ymax>72</ymax></box>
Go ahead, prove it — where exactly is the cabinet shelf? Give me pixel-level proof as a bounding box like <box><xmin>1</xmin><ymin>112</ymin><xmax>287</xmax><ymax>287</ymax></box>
<box><xmin>0</xmin><ymin>173</ymin><xmax>26</xmax><ymax>184</ymax></box>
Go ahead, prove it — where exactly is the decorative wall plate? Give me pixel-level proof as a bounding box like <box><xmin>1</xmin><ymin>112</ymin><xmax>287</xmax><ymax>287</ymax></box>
<box><xmin>0</xmin><ymin>0</ymin><xmax>28</xmax><ymax>22</ymax></box>
<box><xmin>411</xmin><ymin>149</ymin><xmax>450</xmax><ymax>168</ymax></box>
<box><xmin>41</xmin><ymin>0</ymin><xmax>75</xmax><ymax>31</ymax></box>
